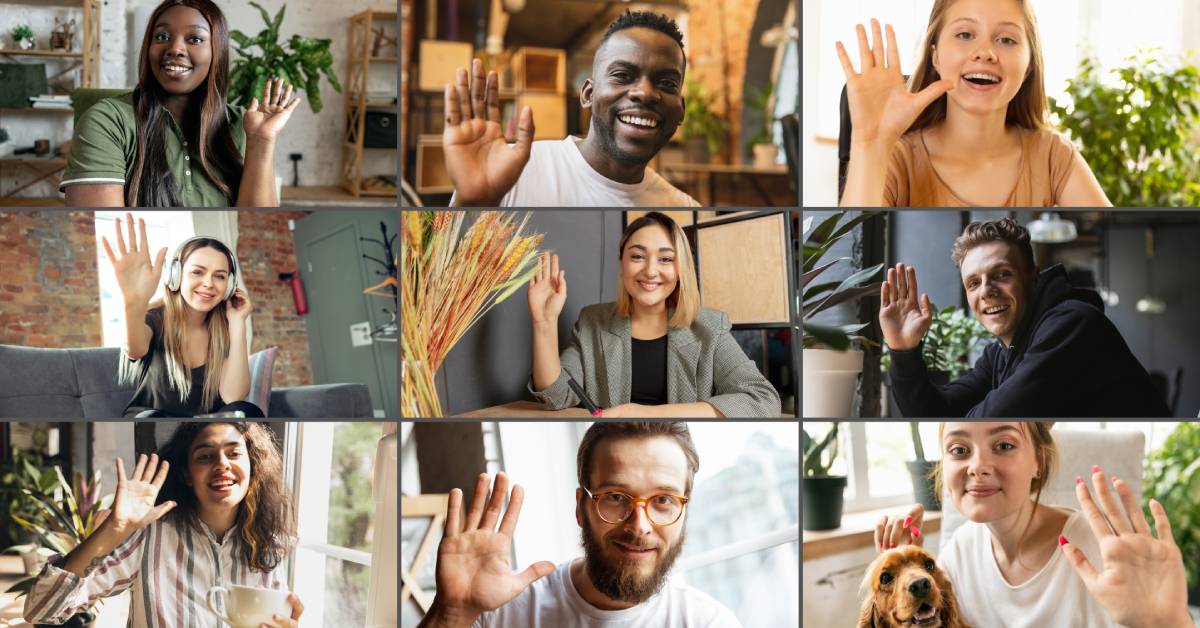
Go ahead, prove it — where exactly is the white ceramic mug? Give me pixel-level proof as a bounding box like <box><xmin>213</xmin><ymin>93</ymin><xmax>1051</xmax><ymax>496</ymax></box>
<box><xmin>206</xmin><ymin>583</ymin><xmax>293</xmax><ymax>628</ymax></box>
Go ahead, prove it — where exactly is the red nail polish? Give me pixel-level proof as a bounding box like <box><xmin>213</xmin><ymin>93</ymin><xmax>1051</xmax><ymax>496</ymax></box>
<box><xmin>592</xmin><ymin>409</ymin><xmax>602</xmax><ymax>417</ymax></box>
<box><xmin>903</xmin><ymin>516</ymin><xmax>912</xmax><ymax>528</ymax></box>
<box><xmin>1111</xmin><ymin>475</ymin><xmax>1119</xmax><ymax>483</ymax></box>
<box><xmin>1092</xmin><ymin>465</ymin><xmax>1101</xmax><ymax>473</ymax></box>
<box><xmin>911</xmin><ymin>526</ymin><xmax>921</xmax><ymax>538</ymax></box>
<box><xmin>1058</xmin><ymin>535</ymin><xmax>1068</xmax><ymax>547</ymax></box>
<box><xmin>1075</xmin><ymin>476</ymin><xmax>1083</xmax><ymax>484</ymax></box>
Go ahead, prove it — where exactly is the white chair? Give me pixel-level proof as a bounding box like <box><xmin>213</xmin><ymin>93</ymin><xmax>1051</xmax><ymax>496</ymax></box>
<box><xmin>939</xmin><ymin>428</ymin><xmax>1145</xmax><ymax>553</ymax></box>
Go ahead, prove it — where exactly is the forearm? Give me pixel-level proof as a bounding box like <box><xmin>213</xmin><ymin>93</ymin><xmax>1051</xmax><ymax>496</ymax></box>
<box><xmin>60</xmin><ymin>522</ymin><xmax>130</xmax><ymax>578</ymax></box>
<box><xmin>123</xmin><ymin>302</ymin><xmax>150</xmax><ymax>359</ymax></box>
<box><xmin>220</xmin><ymin>320</ymin><xmax>251</xmax><ymax>401</ymax></box>
<box><xmin>650</xmin><ymin>402</ymin><xmax>723</xmax><ymax>418</ymax></box>
<box><xmin>236</xmin><ymin>138</ymin><xmax>278</xmax><ymax>207</ymax></box>
<box><xmin>531</xmin><ymin>321</ymin><xmax>561</xmax><ymax>391</ymax></box>
<box><xmin>416</xmin><ymin>598</ymin><xmax>478</xmax><ymax>628</ymax></box>
<box><xmin>839</xmin><ymin>139</ymin><xmax>894</xmax><ymax>207</ymax></box>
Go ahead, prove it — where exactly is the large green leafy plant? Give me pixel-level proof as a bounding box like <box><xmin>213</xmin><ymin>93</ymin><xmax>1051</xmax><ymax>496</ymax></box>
<box><xmin>680</xmin><ymin>78</ymin><xmax>728</xmax><ymax>157</ymax></box>
<box><xmin>1142</xmin><ymin>422</ymin><xmax>1200</xmax><ymax>589</ymax></box>
<box><xmin>0</xmin><ymin>448</ymin><xmax>58</xmax><ymax>547</ymax></box>
<box><xmin>802</xmin><ymin>211</ymin><xmax>884</xmax><ymax>350</ymax></box>
<box><xmin>229</xmin><ymin>2</ymin><xmax>342</xmax><ymax>113</ymax></box>
<box><xmin>880</xmin><ymin>305</ymin><xmax>989</xmax><ymax>378</ymax></box>
<box><xmin>802</xmin><ymin>422</ymin><xmax>841</xmax><ymax>477</ymax></box>
<box><xmin>1049</xmin><ymin>51</ymin><xmax>1200</xmax><ymax>206</ymax></box>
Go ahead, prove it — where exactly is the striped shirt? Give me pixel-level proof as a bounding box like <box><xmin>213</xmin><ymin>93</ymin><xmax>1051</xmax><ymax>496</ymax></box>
<box><xmin>24</xmin><ymin>517</ymin><xmax>285</xmax><ymax>628</ymax></box>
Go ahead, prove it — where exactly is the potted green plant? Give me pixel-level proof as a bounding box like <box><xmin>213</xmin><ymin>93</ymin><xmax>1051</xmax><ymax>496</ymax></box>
<box><xmin>803</xmin><ymin>211</ymin><xmax>885</xmax><ymax>417</ymax></box>
<box><xmin>1049</xmin><ymin>51</ymin><xmax>1200</xmax><ymax>207</ymax></box>
<box><xmin>906</xmin><ymin>423</ymin><xmax>940</xmax><ymax>512</ymax></box>
<box><xmin>743</xmin><ymin>80</ymin><xmax>778</xmax><ymax>168</ymax></box>
<box><xmin>0</xmin><ymin>447</ymin><xmax>61</xmax><ymax>565</ymax></box>
<box><xmin>5</xmin><ymin>465</ymin><xmax>114</xmax><ymax>627</ymax></box>
<box><xmin>803</xmin><ymin>423</ymin><xmax>847</xmax><ymax>531</ymax></box>
<box><xmin>880</xmin><ymin>305</ymin><xmax>990</xmax><ymax>387</ymax></box>
<box><xmin>228</xmin><ymin>2</ymin><xmax>342</xmax><ymax>113</ymax></box>
<box><xmin>680</xmin><ymin>78</ymin><xmax>728</xmax><ymax>164</ymax></box>
<box><xmin>1142</xmin><ymin>422</ymin><xmax>1200</xmax><ymax>606</ymax></box>
<box><xmin>11</xmin><ymin>24</ymin><xmax>35</xmax><ymax>50</ymax></box>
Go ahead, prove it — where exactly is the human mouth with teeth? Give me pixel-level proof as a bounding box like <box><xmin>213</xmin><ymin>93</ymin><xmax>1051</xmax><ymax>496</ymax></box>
<box><xmin>160</xmin><ymin>58</ymin><xmax>194</xmax><ymax>79</ymax></box>
<box><xmin>612</xmin><ymin>538</ymin><xmax>657</xmax><ymax>560</ymax></box>
<box><xmin>961</xmin><ymin>71</ymin><xmax>1002</xmax><ymax>91</ymax></box>
<box><xmin>207</xmin><ymin>474</ymin><xmax>239</xmax><ymax>495</ymax></box>
<box><xmin>616</xmin><ymin>110</ymin><xmax>661</xmax><ymax>136</ymax></box>
<box><xmin>636</xmin><ymin>278</ymin><xmax>661</xmax><ymax>292</ymax></box>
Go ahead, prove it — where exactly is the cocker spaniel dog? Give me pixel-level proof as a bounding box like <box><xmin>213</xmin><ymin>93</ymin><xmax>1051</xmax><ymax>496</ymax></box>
<box><xmin>857</xmin><ymin>545</ymin><xmax>969</xmax><ymax>628</ymax></box>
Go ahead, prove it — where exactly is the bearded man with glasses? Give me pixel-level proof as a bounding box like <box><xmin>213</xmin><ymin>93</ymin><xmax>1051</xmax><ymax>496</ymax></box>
<box><xmin>417</xmin><ymin>422</ymin><xmax>742</xmax><ymax>627</ymax></box>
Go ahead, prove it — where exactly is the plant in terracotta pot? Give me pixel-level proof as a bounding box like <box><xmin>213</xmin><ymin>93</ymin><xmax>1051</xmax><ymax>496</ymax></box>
<box><xmin>1142</xmin><ymin>421</ymin><xmax>1200</xmax><ymax>606</ymax></box>
<box><xmin>803</xmin><ymin>422</ymin><xmax>846</xmax><ymax>531</ymax></box>
<box><xmin>802</xmin><ymin>211</ymin><xmax>884</xmax><ymax>417</ymax></box>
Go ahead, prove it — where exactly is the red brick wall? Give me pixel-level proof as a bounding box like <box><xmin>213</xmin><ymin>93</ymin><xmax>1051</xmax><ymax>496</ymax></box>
<box><xmin>0</xmin><ymin>211</ymin><xmax>102</xmax><ymax>348</ymax></box>
<box><xmin>237</xmin><ymin>211</ymin><xmax>314</xmax><ymax>388</ymax></box>
<box><xmin>687</xmin><ymin>0</ymin><xmax>759</xmax><ymax>163</ymax></box>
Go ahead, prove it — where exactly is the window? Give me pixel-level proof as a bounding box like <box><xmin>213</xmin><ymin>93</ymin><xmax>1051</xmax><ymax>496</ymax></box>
<box><xmin>289</xmin><ymin>422</ymin><xmax>386</xmax><ymax>628</ymax></box>
<box><xmin>816</xmin><ymin>421</ymin><xmax>1180</xmax><ymax>515</ymax></box>
<box><xmin>94</xmin><ymin>210</ymin><xmax>195</xmax><ymax>348</ymax></box>
<box><xmin>675</xmin><ymin>423</ymin><xmax>799</xmax><ymax>627</ymax></box>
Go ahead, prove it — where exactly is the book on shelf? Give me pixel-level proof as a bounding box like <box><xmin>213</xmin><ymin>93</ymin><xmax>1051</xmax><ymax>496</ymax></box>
<box><xmin>29</xmin><ymin>95</ymin><xmax>73</xmax><ymax>109</ymax></box>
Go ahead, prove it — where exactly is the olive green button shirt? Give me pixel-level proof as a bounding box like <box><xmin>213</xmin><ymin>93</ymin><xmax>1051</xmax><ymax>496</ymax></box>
<box><xmin>61</xmin><ymin>91</ymin><xmax>247</xmax><ymax>207</ymax></box>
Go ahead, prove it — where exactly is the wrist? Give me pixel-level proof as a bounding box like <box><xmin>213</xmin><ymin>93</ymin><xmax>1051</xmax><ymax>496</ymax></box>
<box><xmin>532</xmin><ymin>319</ymin><xmax>557</xmax><ymax>334</ymax></box>
<box><xmin>424</xmin><ymin>598</ymin><xmax>477</xmax><ymax>628</ymax></box>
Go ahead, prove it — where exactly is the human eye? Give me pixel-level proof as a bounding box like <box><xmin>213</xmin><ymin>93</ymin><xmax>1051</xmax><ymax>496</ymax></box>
<box><xmin>995</xmin><ymin>441</ymin><xmax>1016</xmax><ymax>452</ymax></box>
<box><xmin>602</xmin><ymin>493</ymin><xmax>627</xmax><ymax>504</ymax></box>
<box><xmin>658</xmin><ymin>79</ymin><xmax>679</xmax><ymax>92</ymax></box>
<box><xmin>188</xmin><ymin>35</ymin><xmax>205</xmax><ymax>45</ymax></box>
<box><xmin>651</xmin><ymin>495</ymin><xmax>675</xmax><ymax>506</ymax></box>
<box><xmin>153</xmin><ymin>31</ymin><xmax>169</xmax><ymax>42</ymax></box>
<box><xmin>966</xmin><ymin>279</ymin><xmax>979</xmax><ymax>290</ymax></box>
<box><xmin>611</xmin><ymin>70</ymin><xmax>632</xmax><ymax>82</ymax></box>
<box><xmin>196</xmin><ymin>452</ymin><xmax>212</xmax><ymax>462</ymax></box>
<box><xmin>954</xmin><ymin>31</ymin><xmax>974</xmax><ymax>41</ymax></box>
<box><xmin>631</xmin><ymin>254</ymin><xmax>644</xmax><ymax>261</ymax></box>
<box><xmin>998</xmin><ymin>35</ymin><xmax>1018</xmax><ymax>46</ymax></box>
<box><xmin>659</xmin><ymin>257</ymin><xmax>673</xmax><ymax>264</ymax></box>
<box><xmin>947</xmin><ymin>444</ymin><xmax>969</xmax><ymax>456</ymax></box>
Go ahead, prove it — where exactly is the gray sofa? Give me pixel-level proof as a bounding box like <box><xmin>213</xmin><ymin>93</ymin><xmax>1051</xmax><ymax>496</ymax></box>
<box><xmin>0</xmin><ymin>345</ymin><xmax>374</xmax><ymax>418</ymax></box>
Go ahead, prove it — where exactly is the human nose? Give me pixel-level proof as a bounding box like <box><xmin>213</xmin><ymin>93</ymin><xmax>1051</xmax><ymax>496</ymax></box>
<box><xmin>623</xmin><ymin>501</ymin><xmax>655</xmax><ymax>535</ymax></box>
<box><xmin>166</xmin><ymin>35</ymin><xmax>187</xmax><ymax>56</ymax></box>
<box><xmin>967</xmin><ymin>450</ymin><xmax>993</xmax><ymax>477</ymax></box>
<box><xmin>972</xmin><ymin>44</ymin><xmax>997</xmax><ymax>63</ymax></box>
<box><xmin>628</xmin><ymin>76</ymin><xmax>661</xmax><ymax>104</ymax></box>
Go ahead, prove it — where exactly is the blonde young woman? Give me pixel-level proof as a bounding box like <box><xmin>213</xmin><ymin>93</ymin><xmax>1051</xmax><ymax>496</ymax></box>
<box><xmin>526</xmin><ymin>211</ymin><xmax>780</xmax><ymax>418</ymax></box>
<box><xmin>837</xmin><ymin>0</ymin><xmax>1112</xmax><ymax>206</ymax></box>
<box><xmin>103</xmin><ymin>213</ymin><xmax>261</xmax><ymax>418</ymax></box>
<box><xmin>875</xmin><ymin>422</ymin><xmax>1194</xmax><ymax>628</ymax></box>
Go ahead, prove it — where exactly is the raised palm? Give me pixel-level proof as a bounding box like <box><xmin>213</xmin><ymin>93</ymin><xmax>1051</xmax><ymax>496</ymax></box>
<box><xmin>243</xmin><ymin>76</ymin><xmax>301</xmax><ymax>142</ymax></box>
<box><xmin>435</xmin><ymin>473</ymin><xmax>554</xmax><ymax>617</ymax></box>
<box><xmin>101</xmin><ymin>212</ymin><xmax>167</xmax><ymax>308</ymax></box>
<box><xmin>443</xmin><ymin>59</ymin><xmax>534</xmax><ymax>206</ymax></box>
<box><xmin>109</xmin><ymin>453</ymin><xmax>175</xmax><ymax>533</ymax></box>
<box><xmin>836</xmin><ymin>20</ymin><xmax>955</xmax><ymax>144</ymax></box>
<box><xmin>527</xmin><ymin>252</ymin><xmax>567</xmax><ymax>325</ymax></box>
<box><xmin>879</xmin><ymin>263</ymin><xmax>933</xmax><ymax>351</ymax></box>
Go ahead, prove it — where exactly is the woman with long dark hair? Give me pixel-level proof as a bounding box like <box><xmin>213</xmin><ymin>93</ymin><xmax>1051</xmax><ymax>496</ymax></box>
<box><xmin>24</xmin><ymin>422</ymin><xmax>303</xmax><ymax>627</ymax></box>
<box><xmin>62</xmin><ymin>0</ymin><xmax>299</xmax><ymax>207</ymax></box>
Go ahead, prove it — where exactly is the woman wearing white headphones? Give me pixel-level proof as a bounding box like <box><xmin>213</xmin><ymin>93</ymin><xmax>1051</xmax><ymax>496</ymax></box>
<box><xmin>103</xmin><ymin>212</ymin><xmax>263</xmax><ymax>418</ymax></box>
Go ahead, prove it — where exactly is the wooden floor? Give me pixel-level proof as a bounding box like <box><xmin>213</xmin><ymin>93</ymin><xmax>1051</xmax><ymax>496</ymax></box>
<box><xmin>1</xmin><ymin>186</ymin><xmax>397</xmax><ymax>208</ymax></box>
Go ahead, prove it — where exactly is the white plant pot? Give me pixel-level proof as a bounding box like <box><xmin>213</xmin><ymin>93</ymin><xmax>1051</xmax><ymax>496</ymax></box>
<box><xmin>803</xmin><ymin>348</ymin><xmax>864</xmax><ymax>417</ymax></box>
<box><xmin>752</xmin><ymin>143</ymin><xmax>779</xmax><ymax>169</ymax></box>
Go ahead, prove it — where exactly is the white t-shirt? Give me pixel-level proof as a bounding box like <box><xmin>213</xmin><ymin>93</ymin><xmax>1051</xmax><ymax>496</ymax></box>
<box><xmin>939</xmin><ymin>508</ymin><xmax>1123</xmax><ymax>628</ymax></box>
<box><xmin>474</xmin><ymin>559</ymin><xmax>742</xmax><ymax>628</ymax></box>
<box><xmin>452</xmin><ymin>137</ymin><xmax>700</xmax><ymax>207</ymax></box>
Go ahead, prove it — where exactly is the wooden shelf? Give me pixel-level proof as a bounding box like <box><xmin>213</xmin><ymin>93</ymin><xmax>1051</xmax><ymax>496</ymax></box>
<box><xmin>341</xmin><ymin>8</ymin><xmax>399</xmax><ymax>198</ymax></box>
<box><xmin>0</xmin><ymin>49</ymin><xmax>82</xmax><ymax>58</ymax></box>
<box><xmin>0</xmin><ymin>158</ymin><xmax>67</xmax><ymax>165</ymax></box>
<box><xmin>0</xmin><ymin>107</ymin><xmax>74</xmax><ymax>113</ymax></box>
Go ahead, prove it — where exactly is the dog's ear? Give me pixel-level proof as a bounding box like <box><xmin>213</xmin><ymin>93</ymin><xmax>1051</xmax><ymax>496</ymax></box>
<box><xmin>936</xmin><ymin>565</ymin><xmax>970</xmax><ymax>628</ymax></box>
<box><xmin>856</xmin><ymin>598</ymin><xmax>883</xmax><ymax>628</ymax></box>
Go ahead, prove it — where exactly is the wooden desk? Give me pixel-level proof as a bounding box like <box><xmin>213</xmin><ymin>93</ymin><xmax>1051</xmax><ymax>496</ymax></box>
<box><xmin>454</xmin><ymin>401</ymin><xmax>593</xmax><ymax>418</ymax></box>
<box><xmin>657</xmin><ymin>162</ymin><xmax>792</xmax><ymax>206</ymax></box>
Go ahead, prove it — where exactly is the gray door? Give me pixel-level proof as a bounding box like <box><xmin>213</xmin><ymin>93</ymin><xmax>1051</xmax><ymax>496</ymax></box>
<box><xmin>293</xmin><ymin>211</ymin><xmax>399</xmax><ymax>418</ymax></box>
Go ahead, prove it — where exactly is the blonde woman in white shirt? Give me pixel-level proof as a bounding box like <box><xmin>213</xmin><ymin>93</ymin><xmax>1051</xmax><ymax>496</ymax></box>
<box><xmin>25</xmin><ymin>422</ymin><xmax>304</xmax><ymax>628</ymax></box>
<box><xmin>873</xmin><ymin>422</ymin><xmax>1193</xmax><ymax>628</ymax></box>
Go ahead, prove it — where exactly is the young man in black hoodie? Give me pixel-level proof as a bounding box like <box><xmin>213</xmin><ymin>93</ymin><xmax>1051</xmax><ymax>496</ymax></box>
<box><xmin>881</xmin><ymin>217</ymin><xmax>1170</xmax><ymax>418</ymax></box>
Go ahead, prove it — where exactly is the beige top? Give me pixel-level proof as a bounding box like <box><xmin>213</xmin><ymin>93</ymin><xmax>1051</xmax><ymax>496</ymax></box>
<box><xmin>885</xmin><ymin>127</ymin><xmax>1079</xmax><ymax>207</ymax></box>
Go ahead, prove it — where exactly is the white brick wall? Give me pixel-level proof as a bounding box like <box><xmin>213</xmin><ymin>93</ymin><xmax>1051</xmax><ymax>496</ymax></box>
<box><xmin>1</xmin><ymin>0</ymin><xmax>396</xmax><ymax>198</ymax></box>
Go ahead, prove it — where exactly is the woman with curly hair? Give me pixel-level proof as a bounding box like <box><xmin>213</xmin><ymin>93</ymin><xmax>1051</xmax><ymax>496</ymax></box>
<box><xmin>24</xmin><ymin>422</ymin><xmax>303</xmax><ymax>627</ymax></box>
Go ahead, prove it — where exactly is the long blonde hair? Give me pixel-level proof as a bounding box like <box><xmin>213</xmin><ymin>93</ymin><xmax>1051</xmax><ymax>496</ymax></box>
<box><xmin>907</xmin><ymin>0</ymin><xmax>1048</xmax><ymax>134</ymax></box>
<box><xmin>119</xmin><ymin>239</ymin><xmax>234</xmax><ymax>411</ymax></box>
<box><xmin>615</xmin><ymin>212</ymin><xmax>700</xmax><ymax>329</ymax></box>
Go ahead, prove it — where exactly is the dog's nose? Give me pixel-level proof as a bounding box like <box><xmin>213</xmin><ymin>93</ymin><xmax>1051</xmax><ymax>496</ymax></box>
<box><xmin>908</xmin><ymin>577</ymin><xmax>931</xmax><ymax>598</ymax></box>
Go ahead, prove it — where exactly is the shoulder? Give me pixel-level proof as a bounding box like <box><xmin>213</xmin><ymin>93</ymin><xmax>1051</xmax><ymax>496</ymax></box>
<box><xmin>663</xmin><ymin>578</ymin><xmax>742</xmax><ymax>626</ymax></box>
<box><xmin>578</xmin><ymin>302</ymin><xmax>619</xmax><ymax>328</ymax></box>
<box><xmin>1035</xmin><ymin>298</ymin><xmax>1107</xmax><ymax>336</ymax></box>
<box><xmin>77</xmin><ymin>93</ymin><xmax>135</xmax><ymax>133</ymax></box>
<box><xmin>1025</xmin><ymin>127</ymin><xmax>1078</xmax><ymax>160</ymax></box>
<box><xmin>642</xmin><ymin>167</ymin><xmax>701</xmax><ymax>206</ymax></box>
<box><xmin>691</xmin><ymin>307</ymin><xmax>732</xmax><ymax>336</ymax></box>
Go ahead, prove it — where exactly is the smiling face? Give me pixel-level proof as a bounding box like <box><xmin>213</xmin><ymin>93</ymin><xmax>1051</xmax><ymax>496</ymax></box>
<box><xmin>959</xmin><ymin>241</ymin><xmax>1037</xmax><ymax>345</ymax></box>
<box><xmin>620</xmin><ymin>224</ymin><xmax>679</xmax><ymax>314</ymax></box>
<box><xmin>184</xmin><ymin>423</ymin><xmax>251</xmax><ymax>515</ymax></box>
<box><xmin>862</xmin><ymin>545</ymin><xmax>960</xmax><ymax>628</ymax></box>
<box><xmin>147</xmin><ymin>5</ymin><xmax>213</xmax><ymax>96</ymax></box>
<box><xmin>576</xmin><ymin>435</ymin><xmax>689</xmax><ymax>605</ymax></box>
<box><xmin>178</xmin><ymin>246</ymin><xmax>230</xmax><ymax>313</ymax></box>
<box><xmin>941</xmin><ymin>422</ymin><xmax>1040</xmax><ymax>523</ymax></box>
<box><xmin>931</xmin><ymin>0</ymin><xmax>1031</xmax><ymax>118</ymax></box>
<box><xmin>583</xmin><ymin>27</ymin><xmax>685</xmax><ymax>165</ymax></box>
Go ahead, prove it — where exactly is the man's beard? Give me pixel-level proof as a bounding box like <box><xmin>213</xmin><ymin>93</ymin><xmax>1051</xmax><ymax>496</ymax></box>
<box><xmin>580</xmin><ymin>514</ymin><xmax>686</xmax><ymax>605</ymax></box>
<box><xmin>591</xmin><ymin>110</ymin><xmax>675</xmax><ymax>167</ymax></box>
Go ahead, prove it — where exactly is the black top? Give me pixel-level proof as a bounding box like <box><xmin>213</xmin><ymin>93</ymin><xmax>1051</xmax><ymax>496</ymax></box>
<box><xmin>123</xmin><ymin>308</ymin><xmax>225</xmax><ymax>418</ymax></box>
<box><xmin>630</xmin><ymin>334</ymin><xmax>668</xmax><ymax>405</ymax></box>
<box><xmin>889</xmin><ymin>264</ymin><xmax>1170</xmax><ymax>418</ymax></box>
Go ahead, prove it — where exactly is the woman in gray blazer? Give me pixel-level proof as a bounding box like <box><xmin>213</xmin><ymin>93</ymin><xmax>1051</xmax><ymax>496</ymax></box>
<box><xmin>527</xmin><ymin>212</ymin><xmax>781</xmax><ymax>418</ymax></box>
